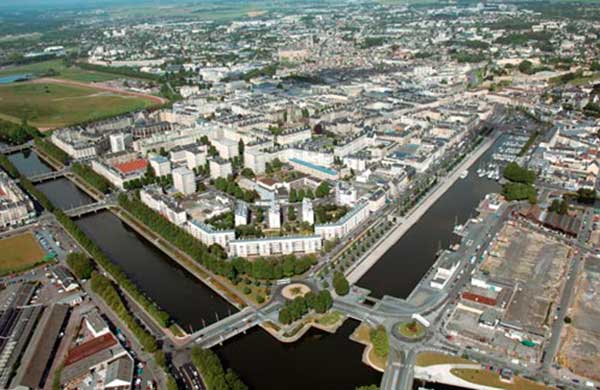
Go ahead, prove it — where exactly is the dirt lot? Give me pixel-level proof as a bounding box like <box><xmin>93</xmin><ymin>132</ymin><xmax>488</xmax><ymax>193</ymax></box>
<box><xmin>481</xmin><ymin>224</ymin><xmax>571</xmax><ymax>333</ymax></box>
<box><xmin>556</xmin><ymin>257</ymin><xmax>600</xmax><ymax>381</ymax></box>
<box><xmin>0</xmin><ymin>232</ymin><xmax>45</xmax><ymax>275</ymax></box>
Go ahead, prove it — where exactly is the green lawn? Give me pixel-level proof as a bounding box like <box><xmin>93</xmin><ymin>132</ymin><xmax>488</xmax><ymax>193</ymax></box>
<box><xmin>0</xmin><ymin>60</ymin><xmax>117</xmax><ymax>83</ymax></box>
<box><xmin>0</xmin><ymin>82</ymin><xmax>154</xmax><ymax>128</ymax></box>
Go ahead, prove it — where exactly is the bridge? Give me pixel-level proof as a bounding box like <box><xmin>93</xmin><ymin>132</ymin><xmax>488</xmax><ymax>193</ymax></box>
<box><xmin>381</xmin><ymin>349</ymin><xmax>416</xmax><ymax>390</ymax></box>
<box><xmin>184</xmin><ymin>301</ymin><xmax>281</xmax><ymax>348</ymax></box>
<box><xmin>27</xmin><ymin>168</ymin><xmax>70</xmax><ymax>183</ymax></box>
<box><xmin>0</xmin><ymin>142</ymin><xmax>32</xmax><ymax>155</ymax></box>
<box><xmin>64</xmin><ymin>200</ymin><xmax>114</xmax><ymax>218</ymax></box>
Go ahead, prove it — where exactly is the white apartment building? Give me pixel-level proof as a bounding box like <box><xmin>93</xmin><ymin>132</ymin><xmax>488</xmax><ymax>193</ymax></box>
<box><xmin>185</xmin><ymin>148</ymin><xmax>207</xmax><ymax>170</ymax></box>
<box><xmin>209</xmin><ymin>158</ymin><xmax>232</xmax><ymax>179</ymax></box>
<box><xmin>109</xmin><ymin>133</ymin><xmax>127</xmax><ymax>153</ymax></box>
<box><xmin>235</xmin><ymin>202</ymin><xmax>249</xmax><ymax>226</ymax></box>
<box><xmin>228</xmin><ymin>235</ymin><xmax>322</xmax><ymax>257</ymax></box>
<box><xmin>268</xmin><ymin>202</ymin><xmax>281</xmax><ymax>229</ymax></box>
<box><xmin>0</xmin><ymin>172</ymin><xmax>35</xmax><ymax>228</ymax></box>
<box><xmin>289</xmin><ymin>158</ymin><xmax>339</xmax><ymax>181</ymax></box>
<box><xmin>140</xmin><ymin>186</ymin><xmax>187</xmax><ymax>226</ymax></box>
<box><xmin>187</xmin><ymin>220</ymin><xmax>235</xmax><ymax>248</ymax></box>
<box><xmin>149</xmin><ymin>155</ymin><xmax>171</xmax><ymax>177</ymax></box>
<box><xmin>315</xmin><ymin>202</ymin><xmax>369</xmax><ymax>240</ymax></box>
<box><xmin>302</xmin><ymin>198</ymin><xmax>314</xmax><ymax>225</ymax></box>
<box><xmin>172</xmin><ymin>167</ymin><xmax>196</xmax><ymax>195</ymax></box>
<box><xmin>276</xmin><ymin>127</ymin><xmax>312</xmax><ymax>145</ymax></box>
<box><xmin>51</xmin><ymin>131</ymin><xmax>97</xmax><ymax>160</ymax></box>
<box><xmin>213</xmin><ymin>138</ymin><xmax>239</xmax><ymax>160</ymax></box>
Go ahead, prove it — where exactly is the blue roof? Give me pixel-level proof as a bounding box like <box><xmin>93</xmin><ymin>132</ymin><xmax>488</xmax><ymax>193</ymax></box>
<box><xmin>289</xmin><ymin>158</ymin><xmax>337</xmax><ymax>176</ymax></box>
<box><xmin>150</xmin><ymin>155</ymin><xmax>169</xmax><ymax>163</ymax></box>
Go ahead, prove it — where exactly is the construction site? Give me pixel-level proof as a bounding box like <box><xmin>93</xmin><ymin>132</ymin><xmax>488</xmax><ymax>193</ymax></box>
<box><xmin>444</xmin><ymin>220</ymin><xmax>574</xmax><ymax>367</ymax></box>
<box><xmin>556</xmin><ymin>255</ymin><xmax>600</xmax><ymax>382</ymax></box>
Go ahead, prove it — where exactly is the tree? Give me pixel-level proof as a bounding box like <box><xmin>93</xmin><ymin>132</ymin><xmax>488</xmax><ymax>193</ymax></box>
<box><xmin>333</xmin><ymin>271</ymin><xmax>350</xmax><ymax>296</ymax></box>
<box><xmin>576</xmin><ymin>188</ymin><xmax>597</xmax><ymax>204</ymax></box>
<box><xmin>66</xmin><ymin>252</ymin><xmax>94</xmax><ymax>279</ymax></box>
<box><xmin>315</xmin><ymin>182</ymin><xmax>331</xmax><ymax>198</ymax></box>
<box><xmin>238</xmin><ymin>139</ymin><xmax>245</xmax><ymax>156</ymax></box>
<box><xmin>289</xmin><ymin>188</ymin><xmax>298</xmax><ymax>203</ymax></box>
<box><xmin>503</xmin><ymin>162</ymin><xmax>536</xmax><ymax>184</ymax></box>
<box><xmin>288</xmin><ymin>206</ymin><xmax>297</xmax><ymax>221</ymax></box>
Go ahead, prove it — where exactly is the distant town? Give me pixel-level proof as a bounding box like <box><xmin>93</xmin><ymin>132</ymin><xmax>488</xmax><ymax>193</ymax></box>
<box><xmin>0</xmin><ymin>1</ymin><xmax>599</xmax><ymax>390</ymax></box>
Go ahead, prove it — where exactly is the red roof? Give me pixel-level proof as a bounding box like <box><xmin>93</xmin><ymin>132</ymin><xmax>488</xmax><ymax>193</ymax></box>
<box><xmin>0</xmin><ymin>187</ymin><xmax>5</xmax><ymax>197</ymax></box>
<box><xmin>462</xmin><ymin>292</ymin><xmax>497</xmax><ymax>307</ymax></box>
<box><xmin>64</xmin><ymin>333</ymin><xmax>117</xmax><ymax>366</ymax></box>
<box><xmin>113</xmin><ymin>159</ymin><xmax>148</xmax><ymax>174</ymax></box>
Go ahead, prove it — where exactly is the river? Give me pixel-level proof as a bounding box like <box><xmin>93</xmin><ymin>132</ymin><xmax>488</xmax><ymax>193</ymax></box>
<box><xmin>358</xmin><ymin>146</ymin><xmax>501</xmax><ymax>299</ymax></box>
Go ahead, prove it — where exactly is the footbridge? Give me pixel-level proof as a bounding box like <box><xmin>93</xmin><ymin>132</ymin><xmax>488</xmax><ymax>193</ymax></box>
<box><xmin>64</xmin><ymin>200</ymin><xmax>114</xmax><ymax>218</ymax></box>
<box><xmin>27</xmin><ymin>168</ymin><xmax>70</xmax><ymax>183</ymax></box>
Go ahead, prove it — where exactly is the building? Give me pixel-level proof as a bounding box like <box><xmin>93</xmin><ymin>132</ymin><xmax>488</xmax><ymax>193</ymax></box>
<box><xmin>315</xmin><ymin>202</ymin><xmax>369</xmax><ymax>240</ymax></box>
<box><xmin>289</xmin><ymin>158</ymin><xmax>339</xmax><ymax>180</ymax></box>
<box><xmin>268</xmin><ymin>202</ymin><xmax>281</xmax><ymax>229</ymax></box>
<box><xmin>172</xmin><ymin>167</ymin><xmax>196</xmax><ymax>195</ymax></box>
<box><xmin>85</xmin><ymin>310</ymin><xmax>109</xmax><ymax>338</ymax></box>
<box><xmin>0</xmin><ymin>172</ymin><xmax>35</xmax><ymax>228</ymax></box>
<box><xmin>185</xmin><ymin>147</ymin><xmax>207</xmax><ymax>170</ymax></box>
<box><xmin>51</xmin><ymin>130</ymin><xmax>98</xmax><ymax>160</ymax></box>
<box><xmin>109</xmin><ymin>133</ymin><xmax>128</xmax><ymax>153</ymax></box>
<box><xmin>91</xmin><ymin>157</ymin><xmax>148</xmax><ymax>189</ymax></box>
<box><xmin>235</xmin><ymin>202</ymin><xmax>249</xmax><ymax>226</ymax></box>
<box><xmin>209</xmin><ymin>157</ymin><xmax>233</xmax><ymax>179</ymax></box>
<box><xmin>140</xmin><ymin>186</ymin><xmax>187</xmax><ymax>226</ymax></box>
<box><xmin>213</xmin><ymin>138</ymin><xmax>239</xmax><ymax>160</ymax></box>
<box><xmin>60</xmin><ymin>333</ymin><xmax>131</xmax><ymax>389</ymax></box>
<box><xmin>187</xmin><ymin>219</ymin><xmax>235</xmax><ymax>248</ymax></box>
<box><xmin>228</xmin><ymin>235</ymin><xmax>322</xmax><ymax>257</ymax></box>
<box><xmin>302</xmin><ymin>198</ymin><xmax>314</xmax><ymax>225</ymax></box>
<box><xmin>149</xmin><ymin>155</ymin><xmax>171</xmax><ymax>177</ymax></box>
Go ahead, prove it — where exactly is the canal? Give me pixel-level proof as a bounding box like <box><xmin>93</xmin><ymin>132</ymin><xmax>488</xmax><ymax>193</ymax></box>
<box><xmin>358</xmin><ymin>143</ymin><xmax>501</xmax><ymax>299</ymax></box>
<box><xmin>9</xmin><ymin>151</ymin><xmax>234</xmax><ymax>331</ymax></box>
<box><xmin>214</xmin><ymin>320</ymin><xmax>382</xmax><ymax>390</ymax></box>
<box><xmin>7</xmin><ymin>146</ymin><xmax>500</xmax><ymax>389</ymax></box>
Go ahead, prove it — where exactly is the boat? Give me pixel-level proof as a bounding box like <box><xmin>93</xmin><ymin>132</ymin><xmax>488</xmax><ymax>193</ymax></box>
<box><xmin>460</xmin><ymin>170</ymin><xmax>468</xmax><ymax>179</ymax></box>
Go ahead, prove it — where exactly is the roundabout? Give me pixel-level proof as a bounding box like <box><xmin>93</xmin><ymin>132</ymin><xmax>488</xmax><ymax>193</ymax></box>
<box><xmin>393</xmin><ymin>319</ymin><xmax>428</xmax><ymax>342</ymax></box>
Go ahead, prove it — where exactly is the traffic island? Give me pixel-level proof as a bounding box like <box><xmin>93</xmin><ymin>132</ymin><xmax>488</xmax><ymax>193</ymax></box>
<box><xmin>281</xmin><ymin>282</ymin><xmax>312</xmax><ymax>299</ymax></box>
<box><xmin>394</xmin><ymin>320</ymin><xmax>427</xmax><ymax>342</ymax></box>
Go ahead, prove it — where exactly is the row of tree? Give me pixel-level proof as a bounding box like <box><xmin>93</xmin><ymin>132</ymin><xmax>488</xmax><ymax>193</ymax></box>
<box><xmin>72</xmin><ymin>162</ymin><xmax>111</xmax><ymax>193</ymax></box>
<box><xmin>0</xmin><ymin>119</ymin><xmax>40</xmax><ymax>145</ymax></box>
<box><xmin>230</xmin><ymin>255</ymin><xmax>317</xmax><ymax>281</ymax></box>
<box><xmin>278</xmin><ymin>290</ymin><xmax>334</xmax><ymax>325</ymax></box>
<box><xmin>65</xmin><ymin>252</ymin><xmax>93</xmax><ymax>279</ymax></box>
<box><xmin>34</xmin><ymin>138</ymin><xmax>69</xmax><ymax>165</ymax></box>
<box><xmin>119</xmin><ymin>194</ymin><xmax>319</xmax><ymax>284</ymax></box>
<box><xmin>288</xmin><ymin>187</ymin><xmax>315</xmax><ymax>203</ymax></box>
<box><xmin>190</xmin><ymin>347</ymin><xmax>248</xmax><ymax>390</ymax></box>
<box><xmin>90</xmin><ymin>273</ymin><xmax>158</xmax><ymax>352</ymax></box>
<box><xmin>0</xmin><ymin>123</ymin><xmax>173</xmax><ymax>332</ymax></box>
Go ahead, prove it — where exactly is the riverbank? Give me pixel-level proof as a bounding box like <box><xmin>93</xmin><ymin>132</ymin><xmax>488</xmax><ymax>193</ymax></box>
<box><xmin>347</xmin><ymin>133</ymin><xmax>499</xmax><ymax>284</ymax></box>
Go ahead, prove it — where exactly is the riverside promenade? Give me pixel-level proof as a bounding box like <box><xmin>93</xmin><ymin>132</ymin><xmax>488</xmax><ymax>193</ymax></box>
<box><xmin>347</xmin><ymin>133</ymin><xmax>500</xmax><ymax>284</ymax></box>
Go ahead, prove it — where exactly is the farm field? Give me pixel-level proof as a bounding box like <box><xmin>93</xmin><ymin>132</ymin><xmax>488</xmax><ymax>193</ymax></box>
<box><xmin>0</xmin><ymin>232</ymin><xmax>45</xmax><ymax>275</ymax></box>
<box><xmin>0</xmin><ymin>59</ymin><xmax>118</xmax><ymax>83</ymax></box>
<box><xmin>0</xmin><ymin>80</ymin><xmax>156</xmax><ymax>129</ymax></box>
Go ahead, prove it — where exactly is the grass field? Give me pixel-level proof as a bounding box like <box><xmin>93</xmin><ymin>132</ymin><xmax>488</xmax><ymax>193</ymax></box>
<box><xmin>0</xmin><ymin>232</ymin><xmax>45</xmax><ymax>275</ymax></box>
<box><xmin>0</xmin><ymin>81</ymin><xmax>155</xmax><ymax>128</ymax></box>
<box><xmin>0</xmin><ymin>60</ymin><xmax>117</xmax><ymax>83</ymax></box>
<box><xmin>451</xmin><ymin>368</ymin><xmax>550</xmax><ymax>390</ymax></box>
<box><xmin>416</xmin><ymin>352</ymin><xmax>473</xmax><ymax>367</ymax></box>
